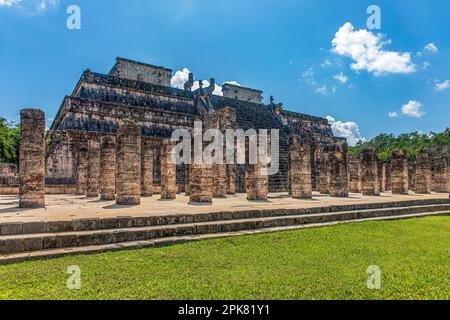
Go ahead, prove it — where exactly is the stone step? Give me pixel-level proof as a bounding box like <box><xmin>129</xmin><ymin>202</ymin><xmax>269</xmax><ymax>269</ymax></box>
<box><xmin>1</xmin><ymin>199</ymin><xmax>448</xmax><ymax>237</ymax></box>
<box><xmin>1</xmin><ymin>210</ymin><xmax>448</xmax><ymax>264</ymax></box>
<box><xmin>1</xmin><ymin>204</ymin><xmax>449</xmax><ymax>256</ymax></box>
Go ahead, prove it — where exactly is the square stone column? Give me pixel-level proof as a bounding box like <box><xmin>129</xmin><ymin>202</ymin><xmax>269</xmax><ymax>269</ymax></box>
<box><xmin>328</xmin><ymin>143</ymin><xmax>349</xmax><ymax>198</ymax></box>
<box><xmin>415</xmin><ymin>152</ymin><xmax>432</xmax><ymax>194</ymax></box>
<box><xmin>431</xmin><ymin>155</ymin><xmax>449</xmax><ymax>193</ymax></box>
<box><xmin>348</xmin><ymin>154</ymin><xmax>362</xmax><ymax>193</ymax></box>
<box><xmin>361</xmin><ymin>148</ymin><xmax>380</xmax><ymax>196</ymax></box>
<box><xmin>100</xmin><ymin>136</ymin><xmax>116</xmax><ymax>201</ymax></box>
<box><xmin>160</xmin><ymin>140</ymin><xmax>177</xmax><ymax>200</ymax></box>
<box><xmin>226</xmin><ymin>164</ymin><xmax>237</xmax><ymax>195</ymax></box>
<box><xmin>212</xmin><ymin>164</ymin><xmax>227</xmax><ymax>198</ymax></box>
<box><xmin>141</xmin><ymin>139</ymin><xmax>154</xmax><ymax>197</ymax></box>
<box><xmin>318</xmin><ymin>153</ymin><xmax>330</xmax><ymax>194</ymax></box>
<box><xmin>116</xmin><ymin>122</ymin><xmax>141</xmax><ymax>205</ymax></box>
<box><xmin>380</xmin><ymin>163</ymin><xmax>387</xmax><ymax>193</ymax></box>
<box><xmin>76</xmin><ymin>145</ymin><xmax>88</xmax><ymax>195</ymax></box>
<box><xmin>86</xmin><ymin>139</ymin><xmax>100</xmax><ymax>198</ymax></box>
<box><xmin>391</xmin><ymin>150</ymin><xmax>409</xmax><ymax>195</ymax></box>
<box><xmin>189</xmin><ymin>163</ymin><xmax>213</xmax><ymax>204</ymax></box>
<box><xmin>385</xmin><ymin>163</ymin><xmax>392</xmax><ymax>191</ymax></box>
<box><xmin>290</xmin><ymin>141</ymin><xmax>312</xmax><ymax>199</ymax></box>
<box><xmin>19</xmin><ymin>109</ymin><xmax>46</xmax><ymax>208</ymax></box>
<box><xmin>246</xmin><ymin>164</ymin><xmax>269</xmax><ymax>201</ymax></box>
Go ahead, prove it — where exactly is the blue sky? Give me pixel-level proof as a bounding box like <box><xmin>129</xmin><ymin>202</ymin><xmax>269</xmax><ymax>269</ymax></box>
<box><xmin>0</xmin><ymin>0</ymin><xmax>449</xmax><ymax>144</ymax></box>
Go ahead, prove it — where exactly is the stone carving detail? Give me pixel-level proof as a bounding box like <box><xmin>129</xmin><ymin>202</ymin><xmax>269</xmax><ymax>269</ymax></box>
<box><xmin>116</xmin><ymin>122</ymin><xmax>141</xmax><ymax>205</ymax></box>
<box><xmin>19</xmin><ymin>109</ymin><xmax>46</xmax><ymax>208</ymax></box>
<box><xmin>290</xmin><ymin>140</ymin><xmax>312</xmax><ymax>199</ymax></box>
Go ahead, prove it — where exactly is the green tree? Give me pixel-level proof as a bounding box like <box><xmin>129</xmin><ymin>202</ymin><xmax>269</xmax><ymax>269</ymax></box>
<box><xmin>0</xmin><ymin>118</ymin><xmax>20</xmax><ymax>164</ymax></box>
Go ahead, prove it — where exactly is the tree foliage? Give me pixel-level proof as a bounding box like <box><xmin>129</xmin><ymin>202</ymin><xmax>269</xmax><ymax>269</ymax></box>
<box><xmin>349</xmin><ymin>129</ymin><xmax>450</xmax><ymax>162</ymax></box>
<box><xmin>0</xmin><ymin>118</ymin><xmax>20</xmax><ymax>164</ymax></box>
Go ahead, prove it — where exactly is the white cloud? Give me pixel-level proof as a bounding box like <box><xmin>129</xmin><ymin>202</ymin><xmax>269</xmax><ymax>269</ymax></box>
<box><xmin>334</xmin><ymin>72</ymin><xmax>348</xmax><ymax>84</ymax></box>
<box><xmin>401</xmin><ymin>100</ymin><xmax>425</xmax><ymax>118</ymax></box>
<box><xmin>171</xmin><ymin>68</ymin><xmax>240</xmax><ymax>96</ymax></box>
<box><xmin>321</xmin><ymin>59</ymin><xmax>332</xmax><ymax>67</ymax></box>
<box><xmin>325</xmin><ymin>116</ymin><xmax>365</xmax><ymax>146</ymax></box>
<box><xmin>315</xmin><ymin>86</ymin><xmax>327</xmax><ymax>95</ymax></box>
<box><xmin>388</xmin><ymin>112</ymin><xmax>398</xmax><ymax>118</ymax></box>
<box><xmin>435</xmin><ymin>80</ymin><xmax>449</xmax><ymax>92</ymax></box>
<box><xmin>331</xmin><ymin>22</ymin><xmax>416</xmax><ymax>76</ymax></box>
<box><xmin>0</xmin><ymin>0</ymin><xmax>20</xmax><ymax>7</ymax></box>
<box><xmin>424</xmin><ymin>42</ymin><xmax>438</xmax><ymax>54</ymax></box>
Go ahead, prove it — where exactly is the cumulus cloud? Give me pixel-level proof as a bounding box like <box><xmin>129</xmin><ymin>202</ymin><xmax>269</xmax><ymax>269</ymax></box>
<box><xmin>170</xmin><ymin>68</ymin><xmax>240</xmax><ymax>96</ymax></box>
<box><xmin>325</xmin><ymin>116</ymin><xmax>365</xmax><ymax>146</ymax></box>
<box><xmin>334</xmin><ymin>72</ymin><xmax>348</xmax><ymax>84</ymax></box>
<box><xmin>0</xmin><ymin>0</ymin><xmax>59</xmax><ymax>11</ymax></box>
<box><xmin>424</xmin><ymin>42</ymin><xmax>438</xmax><ymax>54</ymax></box>
<box><xmin>388</xmin><ymin>112</ymin><xmax>398</xmax><ymax>118</ymax></box>
<box><xmin>331</xmin><ymin>22</ymin><xmax>416</xmax><ymax>76</ymax></box>
<box><xmin>435</xmin><ymin>80</ymin><xmax>449</xmax><ymax>92</ymax></box>
<box><xmin>401</xmin><ymin>100</ymin><xmax>425</xmax><ymax>118</ymax></box>
<box><xmin>0</xmin><ymin>0</ymin><xmax>20</xmax><ymax>6</ymax></box>
<box><xmin>315</xmin><ymin>86</ymin><xmax>327</xmax><ymax>95</ymax></box>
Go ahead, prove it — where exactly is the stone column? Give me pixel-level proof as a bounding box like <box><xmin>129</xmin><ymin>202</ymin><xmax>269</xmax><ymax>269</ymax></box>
<box><xmin>391</xmin><ymin>150</ymin><xmax>409</xmax><ymax>195</ymax></box>
<box><xmin>290</xmin><ymin>141</ymin><xmax>312</xmax><ymax>199</ymax></box>
<box><xmin>385</xmin><ymin>163</ymin><xmax>392</xmax><ymax>191</ymax></box>
<box><xmin>361</xmin><ymin>148</ymin><xmax>380</xmax><ymax>196</ymax></box>
<box><xmin>415</xmin><ymin>152</ymin><xmax>432</xmax><ymax>194</ymax></box>
<box><xmin>212</xmin><ymin>164</ymin><xmax>227</xmax><ymax>198</ymax></box>
<box><xmin>246</xmin><ymin>164</ymin><xmax>269</xmax><ymax>201</ymax></box>
<box><xmin>318</xmin><ymin>153</ymin><xmax>330</xmax><ymax>194</ymax></box>
<box><xmin>226</xmin><ymin>164</ymin><xmax>236</xmax><ymax>195</ymax></box>
<box><xmin>100</xmin><ymin>136</ymin><xmax>116</xmax><ymax>201</ymax></box>
<box><xmin>328</xmin><ymin>144</ymin><xmax>349</xmax><ymax>198</ymax></box>
<box><xmin>348</xmin><ymin>154</ymin><xmax>362</xmax><ymax>193</ymax></box>
<box><xmin>431</xmin><ymin>155</ymin><xmax>449</xmax><ymax>193</ymax></box>
<box><xmin>377</xmin><ymin>159</ymin><xmax>384</xmax><ymax>194</ymax></box>
<box><xmin>116</xmin><ymin>122</ymin><xmax>141</xmax><ymax>205</ymax></box>
<box><xmin>19</xmin><ymin>108</ymin><xmax>46</xmax><ymax>208</ymax></box>
<box><xmin>160</xmin><ymin>140</ymin><xmax>177</xmax><ymax>200</ymax></box>
<box><xmin>76</xmin><ymin>145</ymin><xmax>88</xmax><ymax>195</ymax></box>
<box><xmin>189</xmin><ymin>163</ymin><xmax>213</xmax><ymax>204</ymax></box>
<box><xmin>380</xmin><ymin>163</ymin><xmax>387</xmax><ymax>193</ymax></box>
<box><xmin>141</xmin><ymin>139</ymin><xmax>154</xmax><ymax>197</ymax></box>
<box><xmin>86</xmin><ymin>139</ymin><xmax>100</xmax><ymax>198</ymax></box>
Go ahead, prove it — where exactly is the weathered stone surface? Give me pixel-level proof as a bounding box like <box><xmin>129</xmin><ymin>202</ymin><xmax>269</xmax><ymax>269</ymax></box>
<box><xmin>246</xmin><ymin>164</ymin><xmax>269</xmax><ymax>201</ymax></box>
<box><xmin>391</xmin><ymin>150</ymin><xmax>409</xmax><ymax>195</ymax></box>
<box><xmin>141</xmin><ymin>139</ymin><xmax>154</xmax><ymax>197</ymax></box>
<box><xmin>415</xmin><ymin>152</ymin><xmax>432</xmax><ymax>194</ymax></box>
<box><xmin>212</xmin><ymin>164</ymin><xmax>227</xmax><ymax>198</ymax></box>
<box><xmin>86</xmin><ymin>140</ymin><xmax>100</xmax><ymax>198</ymax></box>
<box><xmin>160</xmin><ymin>140</ymin><xmax>177</xmax><ymax>200</ymax></box>
<box><xmin>76</xmin><ymin>145</ymin><xmax>88</xmax><ymax>195</ymax></box>
<box><xmin>361</xmin><ymin>148</ymin><xmax>380</xmax><ymax>196</ymax></box>
<box><xmin>189</xmin><ymin>163</ymin><xmax>213</xmax><ymax>204</ymax></box>
<box><xmin>100</xmin><ymin>136</ymin><xmax>116</xmax><ymax>201</ymax></box>
<box><xmin>226</xmin><ymin>165</ymin><xmax>236</xmax><ymax>195</ymax></box>
<box><xmin>290</xmin><ymin>140</ymin><xmax>312</xmax><ymax>199</ymax></box>
<box><xmin>348</xmin><ymin>154</ymin><xmax>362</xmax><ymax>193</ymax></box>
<box><xmin>328</xmin><ymin>143</ymin><xmax>349</xmax><ymax>197</ymax></box>
<box><xmin>431</xmin><ymin>155</ymin><xmax>449</xmax><ymax>193</ymax></box>
<box><xmin>116</xmin><ymin>122</ymin><xmax>141</xmax><ymax>205</ymax></box>
<box><xmin>317</xmin><ymin>152</ymin><xmax>330</xmax><ymax>194</ymax></box>
<box><xmin>19</xmin><ymin>109</ymin><xmax>46</xmax><ymax>208</ymax></box>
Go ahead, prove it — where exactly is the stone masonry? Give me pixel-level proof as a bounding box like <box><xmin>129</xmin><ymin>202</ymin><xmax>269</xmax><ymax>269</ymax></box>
<box><xmin>76</xmin><ymin>145</ymin><xmax>88</xmax><ymax>195</ymax></box>
<box><xmin>328</xmin><ymin>143</ymin><xmax>349</xmax><ymax>197</ymax></box>
<box><xmin>100</xmin><ymin>136</ymin><xmax>116</xmax><ymax>201</ymax></box>
<box><xmin>86</xmin><ymin>140</ymin><xmax>100</xmax><ymax>198</ymax></box>
<box><xmin>19</xmin><ymin>109</ymin><xmax>46</xmax><ymax>208</ymax></box>
<box><xmin>391</xmin><ymin>150</ymin><xmax>409</xmax><ymax>195</ymax></box>
<box><xmin>160</xmin><ymin>140</ymin><xmax>177</xmax><ymax>200</ymax></box>
<box><xmin>415</xmin><ymin>152</ymin><xmax>432</xmax><ymax>194</ymax></box>
<box><xmin>318</xmin><ymin>151</ymin><xmax>330</xmax><ymax>194</ymax></box>
<box><xmin>116</xmin><ymin>122</ymin><xmax>141</xmax><ymax>205</ymax></box>
<box><xmin>431</xmin><ymin>155</ymin><xmax>449</xmax><ymax>193</ymax></box>
<box><xmin>361</xmin><ymin>148</ymin><xmax>380</xmax><ymax>196</ymax></box>
<box><xmin>189</xmin><ymin>163</ymin><xmax>213</xmax><ymax>204</ymax></box>
<box><xmin>290</xmin><ymin>140</ymin><xmax>312</xmax><ymax>199</ymax></box>
<box><xmin>348</xmin><ymin>154</ymin><xmax>362</xmax><ymax>193</ymax></box>
<box><xmin>246</xmin><ymin>164</ymin><xmax>269</xmax><ymax>201</ymax></box>
<box><xmin>141</xmin><ymin>139</ymin><xmax>154</xmax><ymax>197</ymax></box>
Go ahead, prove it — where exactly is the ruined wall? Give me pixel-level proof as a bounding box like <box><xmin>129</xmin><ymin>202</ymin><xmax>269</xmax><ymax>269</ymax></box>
<box><xmin>108</xmin><ymin>58</ymin><xmax>172</xmax><ymax>86</ymax></box>
<box><xmin>222</xmin><ymin>83</ymin><xmax>263</xmax><ymax>104</ymax></box>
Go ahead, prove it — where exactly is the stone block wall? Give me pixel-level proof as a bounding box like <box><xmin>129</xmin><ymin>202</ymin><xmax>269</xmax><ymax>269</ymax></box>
<box><xmin>290</xmin><ymin>140</ymin><xmax>312</xmax><ymax>199</ymax></box>
<box><xmin>391</xmin><ymin>150</ymin><xmax>409</xmax><ymax>195</ymax></box>
<box><xmin>361</xmin><ymin>148</ymin><xmax>380</xmax><ymax>196</ymax></box>
<box><xmin>348</xmin><ymin>154</ymin><xmax>362</xmax><ymax>193</ymax></box>
<box><xmin>415</xmin><ymin>152</ymin><xmax>432</xmax><ymax>194</ymax></box>
<box><xmin>328</xmin><ymin>143</ymin><xmax>349</xmax><ymax>197</ymax></box>
<box><xmin>108</xmin><ymin>57</ymin><xmax>172</xmax><ymax>86</ymax></box>
<box><xmin>431</xmin><ymin>155</ymin><xmax>449</xmax><ymax>193</ymax></box>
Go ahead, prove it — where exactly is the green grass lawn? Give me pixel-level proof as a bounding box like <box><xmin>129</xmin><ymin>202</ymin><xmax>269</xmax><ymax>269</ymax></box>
<box><xmin>0</xmin><ymin>216</ymin><xmax>449</xmax><ymax>300</ymax></box>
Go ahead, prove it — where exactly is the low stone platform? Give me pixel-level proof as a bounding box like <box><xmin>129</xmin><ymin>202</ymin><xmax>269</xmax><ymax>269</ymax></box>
<box><xmin>0</xmin><ymin>192</ymin><xmax>449</xmax><ymax>263</ymax></box>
